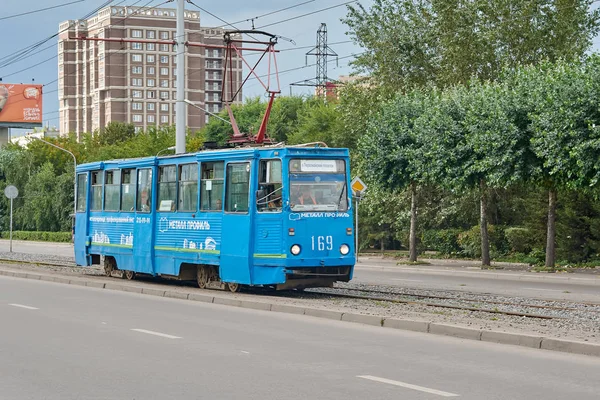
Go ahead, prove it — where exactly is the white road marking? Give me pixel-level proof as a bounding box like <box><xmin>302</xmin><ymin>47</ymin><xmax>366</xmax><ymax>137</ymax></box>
<box><xmin>241</xmin><ymin>351</ymin><xmax>250</xmax><ymax>354</ymax></box>
<box><xmin>131</xmin><ymin>329</ymin><xmax>181</xmax><ymax>339</ymax></box>
<box><xmin>357</xmin><ymin>375</ymin><xmax>459</xmax><ymax>397</ymax></box>
<box><xmin>9</xmin><ymin>303</ymin><xmax>39</xmax><ymax>310</ymax></box>
<box><xmin>522</xmin><ymin>288</ymin><xmax>564</xmax><ymax>292</ymax></box>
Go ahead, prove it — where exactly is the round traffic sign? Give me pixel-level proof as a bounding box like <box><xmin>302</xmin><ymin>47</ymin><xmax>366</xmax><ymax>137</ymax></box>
<box><xmin>4</xmin><ymin>185</ymin><xmax>18</xmax><ymax>199</ymax></box>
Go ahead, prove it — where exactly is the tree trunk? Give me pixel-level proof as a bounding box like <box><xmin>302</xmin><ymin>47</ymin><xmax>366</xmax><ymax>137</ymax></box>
<box><xmin>480</xmin><ymin>180</ymin><xmax>491</xmax><ymax>267</ymax></box>
<box><xmin>380</xmin><ymin>238</ymin><xmax>385</xmax><ymax>253</ymax></box>
<box><xmin>545</xmin><ymin>189</ymin><xmax>557</xmax><ymax>269</ymax></box>
<box><xmin>409</xmin><ymin>182</ymin><xmax>418</xmax><ymax>262</ymax></box>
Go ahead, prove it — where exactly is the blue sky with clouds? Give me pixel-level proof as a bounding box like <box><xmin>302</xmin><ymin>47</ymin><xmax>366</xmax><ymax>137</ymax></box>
<box><xmin>0</xmin><ymin>0</ymin><xmax>371</xmax><ymax>133</ymax></box>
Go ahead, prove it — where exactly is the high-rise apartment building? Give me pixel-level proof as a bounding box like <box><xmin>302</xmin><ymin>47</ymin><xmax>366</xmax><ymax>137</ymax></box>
<box><xmin>58</xmin><ymin>5</ymin><xmax>242</xmax><ymax>137</ymax></box>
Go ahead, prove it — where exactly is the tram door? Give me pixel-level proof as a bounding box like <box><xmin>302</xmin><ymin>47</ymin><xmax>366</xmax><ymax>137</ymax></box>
<box><xmin>220</xmin><ymin>161</ymin><xmax>253</xmax><ymax>284</ymax></box>
<box><xmin>74</xmin><ymin>172</ymin><xmax>89</xmax><ymax>266</ymax></box>
<box><xmin>132</xmin><ymin>168</ymin><xmax>155</xmax><ymax>274</ymax></box>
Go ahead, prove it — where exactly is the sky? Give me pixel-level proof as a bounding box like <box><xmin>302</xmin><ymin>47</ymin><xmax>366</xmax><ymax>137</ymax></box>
<box><xmin>0</xmin><ymin>0</ymin><xmax>373</xmax><ymax>135</ymax></box>
<box><xmin>2</xmin><ymin>1</ymin><xmax>600</xmax><ymax>137</ymax></box>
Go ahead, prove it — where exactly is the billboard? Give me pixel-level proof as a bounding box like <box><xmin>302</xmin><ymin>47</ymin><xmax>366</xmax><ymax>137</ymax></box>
<box><xmin>0</xmin><ymin>83</ymin><xmax>43</xmax><ymax>128</ymax></box>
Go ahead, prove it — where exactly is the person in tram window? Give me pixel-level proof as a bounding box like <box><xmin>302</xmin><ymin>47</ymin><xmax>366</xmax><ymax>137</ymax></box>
<box><xmin>214</xmin><ymin>198</ymin><xmax>222</xmax><ymax>210</ymax></box>
<box><xmin>268</xmin><ymin>196</ymin><xmax>282</xmax><ymax>209</ymax></box>
<box><xmin>297</xmin><ymin>186</ymin><xmax>316</xmax><ymax>205</ymax></box>
<box><xmin>140</xmin><ymin>189</ymin><xmax>150</xmax><ymax>212</ymax></box>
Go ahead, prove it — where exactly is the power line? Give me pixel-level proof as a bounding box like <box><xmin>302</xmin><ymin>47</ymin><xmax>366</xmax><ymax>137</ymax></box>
<box><xmin>0</xmin><ymin>0</ymin><xmax>116</xmax><ymax>70</ymax></box>
<box><xmin>1</xmin><ymin>0</ymin><xmax>169</xmax><ymax>115</ymax></box>
<box><xmin>257</xmin><ymin>0</ymin><xmax>358</xmax><ymax>29</ymax></box>
<box><xmin>230</xmin><ymin>0</ymin><xmax>315</xmax><ymax>27</ymax></box>
<box><xmin>2</xmin><ymin>55</ymin><xmax>57</xmax><ymax>80</ymax></box>
<box><xmin>242</xmin><ymin>51</ymin><xmax>364</xmax><ymax>92</ymax></box>
<box><xmin>3</xmin><ymin>0</ymin><xmax>164</xmax><ymax>82</ymax></box>
<box><xmin>0</xmin><ymin>43</ymin><xmax>57</xmax><ymax>70</ymax></box>
<box><xmin>186</xmin><ymin>0</ymin><xmax>238</xmax><ymax>31</ymax></box>
<box><xmin>0</xmin><ymin>0</ymin><xmax>87</xmax><ymax>22</ymax></box>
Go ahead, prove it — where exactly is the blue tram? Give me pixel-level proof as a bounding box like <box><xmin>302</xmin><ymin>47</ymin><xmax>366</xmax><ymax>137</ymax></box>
<box><xmin>73</xmin><ymin>145</ymin><xmax>355</xmax><ymax>291</ymax></box>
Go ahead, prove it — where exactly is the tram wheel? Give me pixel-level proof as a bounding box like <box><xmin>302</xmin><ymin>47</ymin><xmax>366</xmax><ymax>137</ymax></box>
<box><xmin>197</xmin><ymin>266</ymin><xmax>207</xmax><ymax>289</ymax></box>
<box><xmin>227</xmin><ymin>282</ymin><xmax>241</xmax><ymax>293</ymax></box>
<box><xmin>124</xmin><ymin>270</ymin><xmax>135</xmax><ymax>280</ymax></box>
<box><xmin>103</xmin><ymin>258</ymin><xmax>115</xmax><ymax>277</ymax></box>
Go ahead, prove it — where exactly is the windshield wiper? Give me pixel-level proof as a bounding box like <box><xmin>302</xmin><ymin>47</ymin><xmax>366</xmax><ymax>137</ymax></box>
<box><xmin>336</xmin><ymin>180</ymin><xmax>347</xmax><ymax>211</ymax></box>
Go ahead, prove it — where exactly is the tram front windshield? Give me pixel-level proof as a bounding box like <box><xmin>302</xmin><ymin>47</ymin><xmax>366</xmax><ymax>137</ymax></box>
<box><xmin>289</xmin><ymin>159</ymin><xmax>348</xmax><ymax>212</ymax></box>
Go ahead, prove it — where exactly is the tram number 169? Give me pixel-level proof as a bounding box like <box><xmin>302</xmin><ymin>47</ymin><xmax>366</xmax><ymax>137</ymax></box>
<box><xmin>311</xmin><ymin>235</ymin><xmax>333</xmax><ymax>251</ymax></box>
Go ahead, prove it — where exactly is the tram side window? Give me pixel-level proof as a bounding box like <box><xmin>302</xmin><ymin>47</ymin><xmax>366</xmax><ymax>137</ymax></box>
<box><xmin>104</xmin><ymin>170</ymin><xmax>121</xmax><ymax>211</ymax></box>
<box><xmin>257</xmin><ymin>159</ymin><xmax>282</xmax><ymax>212</ymax></box>
<box><xmin>157</xmin><ymin>165</ymin><xmax>177</xmax><ymax>211</ymax></box>
<box><xmin>90</xmin><ymin>171</ymin><xmax>103</xmax><ymax>211</ymax></box>
<box><xmin>137</xmin><ymin>168</ymin><xmax>152</xmax><ymax>212</ymax></box>
<box><xmin>121</xmin><ymin>169</ymin><xmax>135</xmax><ymax>211</ymax></box>
<box><xmin>200</xmin><ymin>161</ymin><xmax>224</xmax><ymax>211</ymax></box>
<box><xmin>76</xmin><ymin>173</ymin><xmax>87</xmax><ymax>212</ymax></box>
<box><xmin>225</xmin><ymin>163</ymin><xmax>250</xmax><ymax>213</ymax></box>
<box><xmin>179</xmin><ymin>163</ymin><xmax>198</xmax><ymax>211</ymax></box>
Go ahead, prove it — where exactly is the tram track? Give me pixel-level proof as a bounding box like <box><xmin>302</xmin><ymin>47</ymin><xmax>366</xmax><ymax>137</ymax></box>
<box><xmin>329</xmin><ymin>286</ymin><xmax>584</xmax><ymax>311</ymax></box>
<box><xmin>306</xmin><ymin>289</ymin><xmax>562</xmax><ymax>320</ymax></box>
<box><xmin>2</xmin><ymin>257</ymin><xmax>599</xmax><ymax>323</ymax></box>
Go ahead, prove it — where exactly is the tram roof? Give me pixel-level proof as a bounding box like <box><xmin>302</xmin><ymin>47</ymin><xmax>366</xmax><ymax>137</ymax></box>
<box><xmin>76</xmin><ymin>144</ymin><xmax>349</xmax><ymax>172</ymax></box>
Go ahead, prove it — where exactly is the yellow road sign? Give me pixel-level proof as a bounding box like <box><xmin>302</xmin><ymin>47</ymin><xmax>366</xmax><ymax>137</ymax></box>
<box><xmin>351</xmin><ymin>177</ymin><xmax>367</xmax><ymax>195</ymax></box>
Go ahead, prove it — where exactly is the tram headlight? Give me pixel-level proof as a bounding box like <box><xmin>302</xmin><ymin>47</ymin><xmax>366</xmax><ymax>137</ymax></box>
<box><xmin>291</xmin><ymin>244</ymin><xmax>301</xmax><ymax>255</ymax></box>
<box><xmin>340</xmin><ymin>244</ymin><xmax>350</xmax><ymax>255</ymax></box>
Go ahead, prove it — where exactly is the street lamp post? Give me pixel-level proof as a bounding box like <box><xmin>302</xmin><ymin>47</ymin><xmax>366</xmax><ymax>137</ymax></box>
<box><xmin>32</xmin><ymin>136</ymin><xmax>77</xmax><ymax>217</ymax></box>
<box><xmin>157</xmin><ymin>146</ymin><xmax>176</xmax><ymax>157</ymax></box>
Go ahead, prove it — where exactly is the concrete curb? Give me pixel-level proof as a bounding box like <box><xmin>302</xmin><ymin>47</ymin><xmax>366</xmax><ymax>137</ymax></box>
<box><xmin>1</xmin><ymin>268</ymin><xmax>599</xmax><ymax>358</ymax></box>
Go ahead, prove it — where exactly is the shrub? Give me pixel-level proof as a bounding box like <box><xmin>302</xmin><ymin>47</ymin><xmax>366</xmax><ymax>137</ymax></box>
<box><xmin>504</xmin><ymin>227</ymin><xmax>534</xmax><ymax>253</ymax></box>
<box><xmin>1</xmin><ymin>231</ymin><xmax>71</xmax><ymax>243</ymax></box>
<box><xmin>421</xmin><ymin>229</ymin><xmax>462</xmax><ymax>255</ymax></box>
<box><xmin>458</xmin><ymin>225</ymin><xmax>508</xmax><ymax>258</ymax></box>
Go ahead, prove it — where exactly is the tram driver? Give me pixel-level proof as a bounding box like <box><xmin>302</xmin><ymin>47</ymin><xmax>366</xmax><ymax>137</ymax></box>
<box><xmin>296</xmin><ymin>186</ymin><xmax>317</xmax><ymax>205</ymax></box>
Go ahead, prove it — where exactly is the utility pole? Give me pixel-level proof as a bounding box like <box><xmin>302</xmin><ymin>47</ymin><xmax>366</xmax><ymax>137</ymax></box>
<box><xmin>290</xmin><ymin>23</ymin><xmax>338</xmax><ymax>98</ymax></box>
<box><xmin>175</xmin><ymin>0</ymin><xmax>186</xmax><ymax>154</ymax></box>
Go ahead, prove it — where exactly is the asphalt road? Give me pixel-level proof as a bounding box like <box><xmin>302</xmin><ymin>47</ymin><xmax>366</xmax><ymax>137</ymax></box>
<box><xmin>0</xmin><ymin>239</ymin><xmax>598</xmax><ymax>303</ymax></box>
<box><xmin>0</xmin><ymin>276</ymin><xmax>599</xmax><ymax>400</ymax></box>
<box><xmin>354</xmin><ymin>261</ymin><xmax>600</xmax><ymax>303</ymax></box>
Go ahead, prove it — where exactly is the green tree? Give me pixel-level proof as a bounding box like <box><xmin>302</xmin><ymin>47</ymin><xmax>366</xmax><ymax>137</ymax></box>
<box><xmin>344</xmin><ymin>0</ymin><xmax>600</xmax><ymax>90</ymax></box>
<box><xmin>267</xmin><ymin>96</ymin><xmax>305</xmax><ymax>143</ymax></box>
<box><xmin>520</xmin><ymin>57</ymin><xmax>600</xmax><ymax>267</ymax></box>
<box><xmin>287</xmin><ymin>97</ymin><xmax>342</xmax><ymax>146</ymax></box>
<box><xmin>18</xmin><ymin>163</ymin><xmax>65</xmax><ymax>232</ymax></box>
<box><xmin>96</xmin><ymin>121</ymin><xmax>136</xmax><ymax>146</ymax></box>
<box><xmin>360</xmin><ymin>90</ymin><xmax>430</xmax><ymax>261</ymax></box>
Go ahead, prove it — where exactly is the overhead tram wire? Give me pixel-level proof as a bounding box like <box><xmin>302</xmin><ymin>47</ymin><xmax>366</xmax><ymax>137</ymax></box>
<box><xmin>229</xmin><ymin>0</ymin><xmax>316</xmax><ymax>26</ymax></box>
<box><xmin>181</xmin><ymin>1</ymin><xmax>356</xmax><ymax>84</ymax></box>
<box><xmin>256</xmin><ymin>0</ymin><xmax>359</xmax><ymax>30</ymax></box>
<box><xmin>0</xmin><ymin>0</ymin><xmax>88</xmax><ymax>22</ymax></box>
<box><xmin>185</xmin><ymin>0</ymin><xmax>238</xmax><ymax>30</ymax></box>
<box><xmin>244</xmin><ymin>40</ymin><xmax>353</xmax><ymax>58</ymax></box>
<box><xmin>242</xmin><ymin>51</ymin><xmax>365</xmax><ymax>90</ymax></box>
